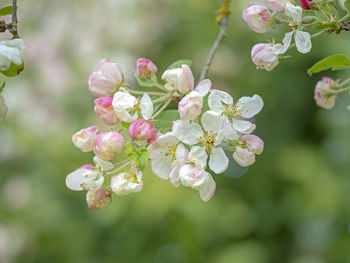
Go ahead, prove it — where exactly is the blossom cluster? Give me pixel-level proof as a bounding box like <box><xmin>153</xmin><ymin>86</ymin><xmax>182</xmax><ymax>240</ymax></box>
<box><xmin>65</xmin><ymin>58</ymin><xmax>265</xmax><ymax>209</ymax></box>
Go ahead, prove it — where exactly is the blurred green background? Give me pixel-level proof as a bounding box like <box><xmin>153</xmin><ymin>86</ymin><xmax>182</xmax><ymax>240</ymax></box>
<box><xmin>1</xmin><ymin>0</ymin><xmax>350</xmax><ymax>262</ymax></box>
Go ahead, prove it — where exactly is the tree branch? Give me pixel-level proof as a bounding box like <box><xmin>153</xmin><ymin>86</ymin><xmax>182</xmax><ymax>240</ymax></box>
<box><xmin>10</xmin><ymin>0</ymin><xmax>19</xmax><ymax>38</ymax></box>
<box><xmin>199</xmin><ymin>0</ymin><xmax>231</xmax><ymax>82</ymax></box>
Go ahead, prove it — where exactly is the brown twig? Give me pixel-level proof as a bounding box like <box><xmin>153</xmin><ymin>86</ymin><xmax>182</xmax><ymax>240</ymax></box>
<box><xmin>10</xmin><ymin>0</ymin><xmax>19</xmax><ymax>38</ymax></box>
<box><xmin>199</xmin><ymin>0</ymin><xmax>231</xmax><ymax>82</ymax></box>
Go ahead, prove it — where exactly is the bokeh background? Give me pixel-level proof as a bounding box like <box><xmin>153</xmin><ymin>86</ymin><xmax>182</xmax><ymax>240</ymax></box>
<box><xmin>1</xmin><ymin>0</ymin><xmax>350</xmax><ymax>262</ymax></box>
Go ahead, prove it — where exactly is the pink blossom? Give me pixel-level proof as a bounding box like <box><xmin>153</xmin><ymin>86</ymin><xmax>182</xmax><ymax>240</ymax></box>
<box><xmin>261</xmin><ymin>0</ymin><xmax>287</xmax><ymax>11</ymax></box>
<box><xmin>128</xmin><ymin>119</ymin><xmax>156</xmax><ymax>141</ymax></box>
<box><xmin>78</xmin><ymin>164</ymin><xmax>94</xmax><ymax>170</ymax></box>
<box><xmin>251</xmin><ymin>43</ymin><xmax>279</xmax><ymax>71</ymax></box>
<box><xmin>88</xmin><ymin>59</ymin><xmax>124</xmax><ymax>97</ymax></box>
<box><xmin>136</xmin><ymin>58</ymin><xmax>157</xmax><ymax>79</ymax></box>
<box><xmin>86</xmin><ymin>188</ymin><xmax>111</xmax><ymax>210</ymax></box>
<box><xmin>243</xmin><ymin>3</ymin><xmax>272</xmax><ymax>33</ymax></box>
<box><xmin>94</xmin><ymin>97</ymin><xmax>119</xmax><ymax>126</ymax></box>
<box><xmin>94</xmin><ymin>131</ymin><xmax>125</xmax><ymax>161</ymax></box>
<box><xmin>178</xmin><ymin>91</ymin><xmax>203</xmax><ymax>121</ymax></box>
<box><xmin>147</xmin><ymin>132</ymin><xmax>162</xmax><ymax>145</ymax></box>
<box><xmin>314</xmin><ymin>77</ymin><xmax>336</xmax><ymax>110</ymax></box>
<box><xmin>72</xmin><ymin>126</ymin><xmax>99</xmax><ymax>152</ymax></box>
<box><xmin>300</xmin><ymin>0</ymin><xmax>312</xmax><ymax>10</ymax></box>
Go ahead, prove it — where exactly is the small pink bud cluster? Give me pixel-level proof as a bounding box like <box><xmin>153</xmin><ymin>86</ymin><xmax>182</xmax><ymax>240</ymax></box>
<box><xmin>129</xmin><ymin>119</ymin><xmax>156</xmax><ymax>141</ymax></box>
<box><xmin>243</xmin><ymin>3</ymin><xmax>272</xmax><ymax>33</ymax></box>
<box><xmin>251</xmin><ymin>43</ymin><xmax>279</xmax><ymax>71</ymax></box>
<box><xmin>136</xmin><ymin>58</ymin><xmax>157</xmax><ymax>79</ymax></box>
<box><xmin>94</xmin><ymin>97</ymin><xmax>119</xmax><ymax>126</ymax></box>
<box><xmin>314</xmin><ymin>77</ymin><xmax>337</xmax><ymax>110</ymax></box>
<box><xmin>300</xmin><ymin>0</ymin><xmax>312</xmax><ymax>10</ymax></box>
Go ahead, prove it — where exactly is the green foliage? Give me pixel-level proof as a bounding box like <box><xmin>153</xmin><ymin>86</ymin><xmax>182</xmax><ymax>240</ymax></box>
<box><xmin>0</xmin><ymin>6</ymin><xmax>12</xmax><ymax>16</ymax></box>
<box><xmin>135</xmin><ymin>73</ymin><xmax>157</xmax><ymax>88</ymax></box>
<box><xmin>0</xmin><ymin>81</ymin><xmax>5</xmax><ymax>93</ymax></box>
<box><xmin>167</xmin><ymin>59</ymin><xmax>192</xmax><ymax>70</ymax></box>
<box><xmin>154</xmin><ymin>109</ymin><xmax>180</xmax><ymax>132</ymax></box>
<box><xmin>124</xmin><ymin>143</ymin><xmax>149</xmax><ymax>171</ymax></box>
<box><xmin>344</xmin><ymin>0</ymin><xmax>350</xmax><ymax>14</ymax></box>
<box><xmin>1</xmin><ymin>62</ymin><xmax>24</xmax><ymax>77</ymax></box>
<box><xmin>121</xmin><ymin>122</ymin><xmax>130</xmax><ymax>129</ymax></box>
<box><xmin>307</xmin><ymin>55</ymin><xmax>350</xmax><ymax>75</ymax></box>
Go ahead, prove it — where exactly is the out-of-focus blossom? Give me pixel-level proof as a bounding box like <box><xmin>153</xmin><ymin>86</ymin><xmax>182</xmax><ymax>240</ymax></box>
<box><xmin>262</xmin><ymin>0</ymin><xmax>288</xmax><ymax>11</ymax></box>
<box><xmin>136</xmin><ymin>58</ymin><xmax>157</xmax><ymax>78</ymax></box>
<box><xmin>0</xmin><ymin>39</ymin><xmax>25</xmax><ymax>71</ymax></box>
<box><xmin>314</xmin><ymin>77</ymin><xmax>337</xmax><ymax>110</ymax></box>
<box><xmin>0</xmin><ymin>94</ymin><xmax>8</xmax><ymax>121</ymax></box>
<box><xmin>72</xmin><ymin>126</ymin><xmax>99</xmax><ymax>152</ymax></box>
<box><xmin>112</xmin><ymin>91</ymin><xmax>153</xmax><ymax>122</ymax></box>
<box><xmin>94</xmin><ymin>97</ymin><xmax>119</xmax><ymax>125</ymax></box>
<box><xmin>86</xmin><ymin>188</ymin><xmax>111</xmax><ymax>210</ymax></box>
<box><xmin>88</xmin><ymin>59</ymin><xmax>124</xmax><ymax>97</ymax></box>
<box><xmin>178</xmin><ymin>79</ymin><xmax>211</xmax><ymax>121</ymax></box>
<box><xmin>162</xmin><ymin>64</ymin><xmax>194</xmax><ymax>94</ymax></box>
<box><xmin>129</xmin><ymin>119</ymin><xmax>156</xmax><ymax>140</ymax></box>
<box><xmin>243</xmin><ymin>3</ymin><xmax>272</xmax><ymax>33</ymax></box>
<box><xmin>94</xmin><ymin>131</ymin><xmax>125</xmax><ymax>161</ymax></box>
<box><xmin>4</xmin><ymin>177</ymin><xmax>31</xmax><ymax>211</ymax></box>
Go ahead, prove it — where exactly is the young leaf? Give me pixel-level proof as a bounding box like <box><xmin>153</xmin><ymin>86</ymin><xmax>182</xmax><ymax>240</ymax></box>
<box><xmin>0</xmin><ymin>6</ymin><xmax>12</xmax><ymax>16</ymax></box>
<box><xmin>135</xmin><ymin>73</ymin><xmax>158</xmax><ymax>88</ymax></box>
<box><xmin>136</xmin><ymin>148</ymin><xmax>149</xmax><ymax>171</ymax></box>
<box><xmin>307</xmin><ymin>55</ymin><xmax>350</xmax><ymax>75</ymax></box>
<box><xmin>167</xmin><ymin>59</ymin><xmax>192</xmax><ymax>70</ymax></box>
<box><xmin>1</xmin><ymin>62</ymin><xmax>24</xmax><ymax>77</ymax></box>
<box><xmin>124</xmin><ymin>143</ymin><xmax>138</xmax><ymax>163</ymax></box>
<box><xmin>121</xmin><ymin>122</ymin><xmax>131</xmax><ymax>129</ymax></box>
<box><xmin>154</xmin><ymin>110</ymin><xmax>180</xmax><ymax>132</ymax></box>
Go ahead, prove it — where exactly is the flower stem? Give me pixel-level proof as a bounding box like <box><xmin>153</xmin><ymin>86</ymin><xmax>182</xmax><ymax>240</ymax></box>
<box><xmin>152</xmin><ymin>98</ymin><xmax>172</xmax><ymax>118</ymax></box>
<box><xmin>199</xmin><ymin>0</ymin><xmax>231</xmax><ymax>82</ymax></box>
<box><xmin>152</xmin><ymin>94</ymin><xmax>171</xmax><ymax>104</ymax></box>
<box><xmin>129</xmin><ymin>89</ymin><xmax>166</xmax><ymax>97</ymax></box>
<box><xmin>150</xmin><ymin>79</ymin><xmax>168</xmax><ymax>92</ymax></box>
<box><xmin>338</xmin><ymin>78</ymin><xmax>350</xmax><ymax>88</ymax></box>
<box><xmin>339</xmin><ymin>14</ymin><xmax>350</xmax><ymax>24</ymax></box>
<box><xmin>328</xmin><ymin>86</ymin><xmax>350</xmax><ymax>95</ymax></box>
<box><xmin>106</xmin><ymin>160</ymin><xmax>131</xmax><ymax>176</ymax></box>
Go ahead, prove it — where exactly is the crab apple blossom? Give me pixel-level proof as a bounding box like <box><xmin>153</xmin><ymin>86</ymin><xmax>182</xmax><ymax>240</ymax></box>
<box><xmin>242</xmin><ymin>3</ymin><xmax>272</xmax><ymax>33</ymax></box>
<box><xmin>172</xmin><ymin>111</ymin><xmax>229</xmax><ymax>174</ymax></box>
<box><xmin>136</xmin><ymin>58</ymin><xmax>157</xmax><ymax>79</ymax></box>
<box><xmin>162</xmin><ymin>64</ymin><xmax>194</xmax><ymax>94</ymax></box>
<box><xmin>233</xmin><ymin>135</ymin><xmax>264</xmax><ymax>167</ymax></box>
<box><xmin>251</xmin><ymin>43</ymin><xmax>280</xmax><ymax>71</ymax></box>
<box><xmin>147</xmin><ymin>132</ymin><xmax>162</xmax><ymax>145</ymax></box>
<box><xmin>65</xmin><ymin>167</ymin><xmax>104</xmax><ymax>191</ymax></box>
<box><xmin>300</xmin><ymin>0</ymin><xmax>312</xmax><ymax>10</ymax></box>
<box><xmin>94</xmin><ymin>131</ymin><xmax>125</xmax><ymax>161</ymax></box>
<box><xmin>94</xmin><ymin>97</ymin><xmax>119</xmax><ymax>126</ymax></box>
<box><xmin>0</xmin><ymin>94</ymin><xmax>8</xmax><ymax>121</ymax></box>
<box><xmin>261</xmin><ymin>0</ymin><xmax>288</xmax><ymax>11</ymax></box>
<box><xmin>178</xmin><ymin>79</ymin><xmax>211</xmax><ymax>121</ymax></box>
<box><xmin>78</xmin><ymin>164</ymin><xmax>94</xmax><ymax>170</ymax></box>
<box><xmin>88</xmin><ymin>59</ymin><xmax>124</xmax><ymax>97</ymax></box>
<box><xmin>177</xmin><ymin>164</ymin><xmax>216</xmax><ymax>202</ymax></box>
<box><xmin>0</xmin><ymin>39</ymin><xmax>25</xmax><ymax>71</ymax></box>
<box><xmin>314</xmin><ymin>77</ymin><xmax>337</xmax><ymax>110</ymax></box>
<box><xmin>129</xmin><ymin>119</ymin><xmax>156</xmax><ymax>141</ymax></box>
<box><xmin>72</xmin><ymin>126</ymin><xmax>99</xmax><ymax>152</ymax></box>
<box><xmin>208</xmin><ymin>90</ymin><xmax>263</xmax><ymax>134</ymax></box>
<box><xmin>86</xmin><ymin>188</ymin><xmax>112</xmax><ymax>210</ymax></box>
<box><xmin>112</xmin><ymin>91</ymin><xmax>153</xmax><ymax>122</ymax></box>
<box><xmin>111</xmin><ymin>165</ymin><xmax>143</xmax><ymax>196</ymax></box>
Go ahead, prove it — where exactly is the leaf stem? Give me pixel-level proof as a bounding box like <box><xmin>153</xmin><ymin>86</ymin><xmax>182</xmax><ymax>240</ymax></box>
<box><xmin>328</xmin><ymin>86</ymin><xmax>350</xmax><ymax>94</ymax></box>
<box><xmin>199</xmin><ymin>0</ymin><xmax>231</xmax><ymax>82</ymax></box>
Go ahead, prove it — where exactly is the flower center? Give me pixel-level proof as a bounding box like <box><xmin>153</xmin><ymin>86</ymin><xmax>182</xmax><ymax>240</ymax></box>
<box><xmin>160</xmin><ymin>145</ymin><xmax>177</xmax><ymax>164</ymax></box>
<box><xmin>224</xmin><ymin>104</ymin><xmax>240</xmax><ymax>119</ymax></box>
<box><xmin>198</xmin><ymin>131</ymin><xmax>216</xmax><ymax>152</ymax></box>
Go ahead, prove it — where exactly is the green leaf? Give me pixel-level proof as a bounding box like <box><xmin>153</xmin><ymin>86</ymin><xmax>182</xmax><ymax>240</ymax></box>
<box><xmin>313</xmin><ymin>21</ymin><xmax>338</xmax><ymax>30</ymax></box>
<box><xmin>121</xmin><ymin>122</ymin><xmax>130</xmax><ymax>129</ymax></box>
<box><xmin>167</xmin><ymin>59</ymin><xmax>192</xmax><ymax>70</ymax></box>
<box><xmin>344</xmin><ymin>0</ymin><xmax>350</xmax><ymax>14</ymax></box>
<box><xmin>1</xmin><ymin>62</ymin><xmax>24</xmax><ymax>77</ymax></box>
<box><xmin>0</xmin><ymin>6</ymin><xmax>12</xmax><ymax>16</ymax></box>
<box><xmin>307</xmin><ymin>55</ymin><xmax>350</xmax><ymax>75</ymax></box>
<box><xmin>0</xmin><ymin>82</ymin><xmax>5</xmax><ymax>93</ymax></box>
<box><xmin>136</xmin><ymin>148</ymin><xmax>149</xmax><ymax>171</ymax></box>
<box><xmin>154</xmin><ymin>110</ymin><xmax>180</xmax><ymax>132</ymax></box>
<box><xmin>135</xmin><ymin>73</ymin><xmax>157</xmax><ymax>88</ymax></box>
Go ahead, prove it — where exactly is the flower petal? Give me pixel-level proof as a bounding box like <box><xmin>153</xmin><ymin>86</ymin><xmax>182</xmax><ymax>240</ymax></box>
<box><xmin>236</xmin><ymin>94</ymin><xmax>264</xmax><ymax>118</ymax></box>
<box><xmin>65</xmin><ymin>169</ymin><xmax>99</xmax><ymax>191</ymax></box>
<box><xmin>151</xmin><ymin>159</ymin><xmax>172</xmax><ymax>180</ymax></box>
<box><xmin>194</xmin><ymin>79</ymin><xmax>211</xmax><ymax>97</ymax></box>
<box><xmin>140</xmin><ymin>93</ymin><xmax>153</xmax><ymax>120</ymax></box>
<box><xmin>209</xmin><ymin>147</ymin><xmax>229</xmax><ymax>174</ymax></box>
<box><xmin>273</xmin><ymin>31</ymin><xmax>293</xmax><ymax>55</ymax></box>
<box><xmin>208</xmin><ymin>89</ymin><xmax>233</xmax><ymax>113</ymax></box>
<box><xmin>201</xmin><ymin>110</ymin><xmax>223</xmax><ymax>134</ymax></box>
<box><xmin>148</xmin><ymin>132</ymin><xmax>178</xmax><ymax>159</ymax></box>
<box><xmin>199</xmin><ymin>173</ymin><xmax>216</xmax><ymax>202</ymax></box>
<box><xmin>172</xmin><ymin>120</ymin><xmax>203</xmax><ymax>145</ymax></box>
<box><xmin>232</xmin><ymin>119</ymin><xmax>256</xmax><ymax>134</ymax></box>
<box><xmin>189</xmin><ymin>146</ymin><xmax>208</xmax><ymax>168</ymax></box>
<box><xmin>295</xmin><ymin>30</ymin><xmax>312</xmax><ymax>54</ymax></box>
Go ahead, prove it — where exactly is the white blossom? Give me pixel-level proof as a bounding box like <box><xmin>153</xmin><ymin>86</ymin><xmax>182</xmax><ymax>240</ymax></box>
<box><xmin>0</xmin><ymin>39</ymin><xmax>25</xmax><ymax>71</ymax></box>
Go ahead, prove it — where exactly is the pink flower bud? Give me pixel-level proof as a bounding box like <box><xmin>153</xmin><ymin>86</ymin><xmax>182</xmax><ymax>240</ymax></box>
<box><xmin>78</xmin><ymin>164</ymin><xmax>94</xmax><ymax>170</ymax></box>
<box><xmin>314</xmin><ymin>77</ymin><xmax>336</xmax><ymax>110</ymax></box>
<box><xmin>261</xmin><ymin>0</ymin><xmax>287</xmax><ymax>11</ymax></box>
<box><xmin>233</xmin><ymin>147</ymin><xmax>256</xmax><ymax>167</ymax></box>
<box><xmin>136</xmin><ymin>58</ymin><xmax>157</xmax><ymax>79</ymax></box>
<box><xmin>94</xmin><ymin>131</ymin><xmax>125</xmax><ymax>161</ymax></box>
<box><xmin>178</xmin><ymin>91</ymin><xmax>203</xmax><ymax>121</ymax></box>
<box><xmin>94</xmin><ymin>97</ymin><xmax>119</xmax><ymax>126</ymax></box>
<box><xmin>243</xmin><ymin>3</ymin><xmax>272</xmax><ymax>33</ymax></box>
<box><xmin>88</xmin><ymin>59</ymin><xmax>124</xmax><ymax>97</ymax></box>
<box><xmin>128</xmin><ymin>119</ymin><xmax>156</xmax><ymax>141</ymax></box>
<box><xmin>72</xmin><ymin>126</ymin><xmax>99</xmax><ymax>152</ymax></box>
<box><xmin>251</xmin><ymin>43</ymin><xmax>279</xmax><ymax>71</ymax></box>
<box><xmin>300</xmin><ymin>0</ymin><xmax>312</xmax><ymax>10</ymax></box>
<box><xmin>147</xmin><ymin>132</ymin><xmax>162</xmax><ymax>145</ymax></box>
<box><xmin>86</xmin><ymin>188</ymin><xmax>111</xmax><ymax>210</ymax></box>
<box><xmin>240</xmin><ymin>135</ymin><xmax>264</xmax><ymax>155</ymax></box>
